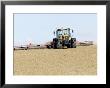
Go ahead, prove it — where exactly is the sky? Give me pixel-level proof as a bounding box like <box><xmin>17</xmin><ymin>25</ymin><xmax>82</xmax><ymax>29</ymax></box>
<box><xmin>14</xmin><ymin>13</ymin><xmax>97</xmax><ymax>46</ymax></box>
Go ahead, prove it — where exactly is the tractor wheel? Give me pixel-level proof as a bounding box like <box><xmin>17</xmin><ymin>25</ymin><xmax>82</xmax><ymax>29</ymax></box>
<box><xmin>71</xmin><ymin>38</ymin><xmax>76</xmax><ymax>48</ymax></box>
<box><xmin>70</xmin><ymin>38</ymin><xmax>73</xmax><ymax>48</ymax></box>
<box><xmin>72</xmin><ymin>38</ymin><xmax>76</xmax><ymax>48</ymax></box>
<box><xmin>53</xmin><ymin>38</ymin><xmax>58</xmax><ymax>49</ymax></box>
<box><xmin>67</xmin><ymin>40</ymin><xmax>71</xmax><ymax>48</ymax></box>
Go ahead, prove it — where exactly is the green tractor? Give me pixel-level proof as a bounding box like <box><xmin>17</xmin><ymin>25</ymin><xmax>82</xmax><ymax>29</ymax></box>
<box><xmin>53</xmin><ymin>28</ymin><xmax>76</xmax><ymax>49</ymax></box>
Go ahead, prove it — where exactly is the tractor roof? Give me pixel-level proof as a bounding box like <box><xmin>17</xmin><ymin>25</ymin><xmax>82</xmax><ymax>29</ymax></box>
<box><xmin>57</xmin><ymin>29</ymin><xmax>62</xmax><ymax>31</ymax></box>
<box><xmin>57</xmin><ymin>28</ymin><xmax>70</xmax><ymax>31</ymax></box>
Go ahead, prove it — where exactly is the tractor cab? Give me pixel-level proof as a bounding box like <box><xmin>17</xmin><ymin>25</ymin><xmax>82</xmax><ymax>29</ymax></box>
<box><xmin>56</xmin><ymin>28</ymin><xmax>71</xmax><ymax>39</ymax></box>
<box><xmin>63</xmin><ymin>28</ymin><xmax>71</xmax><ymax>35</ymax></box>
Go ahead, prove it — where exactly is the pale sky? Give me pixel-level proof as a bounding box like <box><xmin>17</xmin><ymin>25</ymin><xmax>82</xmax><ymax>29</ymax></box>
<box><xmin>14</xmin><ymin>13</ymin><xmax>97</xmax><ymax>46</ymax></box>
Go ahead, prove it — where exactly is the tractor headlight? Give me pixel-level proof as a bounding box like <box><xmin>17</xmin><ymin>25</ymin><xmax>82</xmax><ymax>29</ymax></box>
<box><xmin>65</xmin><ymin>36</ymin><xmax>68</xmax><ymax>39</ymax></box>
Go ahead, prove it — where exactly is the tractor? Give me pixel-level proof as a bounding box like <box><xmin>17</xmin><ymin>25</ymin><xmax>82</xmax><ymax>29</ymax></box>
<box><xmin>52</xmin><ymin>28</ymin><xmax>76</xmax><ymax>49</ymax></box>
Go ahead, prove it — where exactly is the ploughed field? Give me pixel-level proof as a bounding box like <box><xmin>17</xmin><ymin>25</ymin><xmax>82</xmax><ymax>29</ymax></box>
<box><xmin>14</xmin><ymin>45</ymin><xmax>97</xmax><ymax>75</ymax></box>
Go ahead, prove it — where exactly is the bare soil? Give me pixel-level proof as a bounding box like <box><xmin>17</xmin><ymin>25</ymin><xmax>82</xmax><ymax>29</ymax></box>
<box><xmin>14</xmin><ymin>45</ymin><xmax>97</xmax><ymax>75</ymax></box>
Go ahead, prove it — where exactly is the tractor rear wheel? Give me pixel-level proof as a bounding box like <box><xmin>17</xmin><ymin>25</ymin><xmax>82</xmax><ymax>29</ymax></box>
<box><xmin>73</xmin><ymin>38</ymin><xmax>76</xmax><ymax>48</ymax></box>
<box><xmin>53</xmin><ymin>38</ymin><xmax>58</xmax><ymax>49</ymax></box>
<box><xmin>71</xmin><ymin>38</ymin><xmax>76</xmax><ymax>48</ymax></box>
